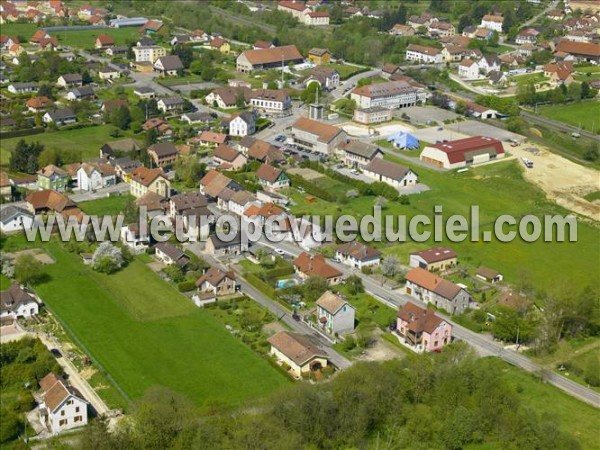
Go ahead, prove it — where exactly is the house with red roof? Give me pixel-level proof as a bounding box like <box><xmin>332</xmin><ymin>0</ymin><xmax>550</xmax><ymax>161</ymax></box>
<box><xmin>94</xmin><ymin>33</ymin><xmax>114</xmax><ymax>49</ymax></box>
<box><xmin>396</xmin><ymin>302</ymin><xmax>452</xmax><ymax>352</ymax></box>
<box><xmin>420</xmin><ymin>136</ymin><xmax>505</xmax><ymax>169</ymax></box>
<box><xmin>405</xmin><ymin>268</ymin><xmax>472</xmax><ymax>314</ymax></box>
<box><xmin>293</xmin><ymin>252</ymin><xmax>342</xmax><ymax>285</ymax></box>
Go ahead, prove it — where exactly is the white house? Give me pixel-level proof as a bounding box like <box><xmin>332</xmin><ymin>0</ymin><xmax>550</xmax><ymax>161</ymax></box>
<box><xmin>480</xmin><ymin>14</ymin><xmax>503</xmax><ymax>33</ymax></box>
<box><xmin>362</xmin><ymin>158</ymin><xmax>418</xmax><ymax>189</ymax></box>
<box><xmin>76</xmin><ymin>163</ymin><xmax>116</xmax><ymax>191</ymax></box>
<box><xmin>458</xmin><ymin>59</ymin><xmax>480</xmax><ymax>79</ymax></box>
<box><xmin>8</xmin><ymin>82</ymin><xmax>38</xmax><ymax>94</ymax></box>
<box><xmin>43</xmin><ymin>109</ymin><xmax>77</xmax><ymax>126</ymax></box>
<box><xmin>0</xmin><ymin>283</ymin><xmax>39</xmax><ymax>318</ymax></box>
<box><xmin>229</xmin><ymin>112</ymin><xmax>256</xmax><ymax>137</ymax></box>
<box><xmin>154</xmin><ymin>243</ymin><xmax>189</xmax><ymax>267</ymax></box>
<box><xmin>120</xmin><ymin>223</ymin><xmax>150</xmax><ymax>254</ymax></box>
<box><xmin>98</xmin><ymin>69</ymin><xmax>120</xmax><ymax>80</ymax></box>
<box><xmin>0</xmin><ymin>206</ymin><xmax>34</xmax><ymax>233</ymax></box>
<box><xmin>38</xmin><ymin>373</ymin><xmax>88</xmax><ymax>435</ymax></box>
<box><xmin>478</xmin><ymin>55</ymin><xmax>501</xmax><ymax>74</ymax></box>
<box><xmin>405</xmin><ymin>44</ymin><xmax>443</xmax><ymax>64</ymax></box>
<box><xmin>335</xmin><ymin>241</ymin><xmax>381</xmax><ymax>270</ymax></box>
<box><xmin>157</xmin><ymin>96</ymin><xmax>185</xmax><ymax>112</ymax></box>
<box><xmin>315</xmin><ymin>291</ymin><xmax>355</xmax><ymax>335</ymax></box>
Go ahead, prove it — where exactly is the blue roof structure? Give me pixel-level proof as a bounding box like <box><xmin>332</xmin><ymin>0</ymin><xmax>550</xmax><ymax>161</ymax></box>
<box><xmin>110</xmin><ymin>17</ymin><xmax>148</xmax><ymax>28</ymax></box>
<box><xmin>387</xmin><ymin>132</ymin><xmax>419</xmax><ymax>149</ymax></box>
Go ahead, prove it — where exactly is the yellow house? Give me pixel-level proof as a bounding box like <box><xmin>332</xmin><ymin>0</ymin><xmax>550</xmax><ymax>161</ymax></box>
<box><xmin>210</xmin><ymin>37</ymin><xmax>230</xmax><ymax>54</ymax></box>
<box><xmin>129</xmin><ymin>166</ymin><xmax>170</xmax><ymax>198</ymax></box>
<box><xmin>308</xmin><ymin>48</ymin><xmax>331</xmax><ymax>65</ymax></box>
<box><xmin>267</xmin><ymin>331</ymin><xmax>329</xmax><ymax>378</ymax></box>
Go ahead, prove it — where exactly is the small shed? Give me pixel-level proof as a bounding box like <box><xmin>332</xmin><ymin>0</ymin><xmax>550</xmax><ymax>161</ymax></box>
<box><xmin>387</xmin><ymin>132</ymin><xmax>419</xmax><ymax>150</ymax></box>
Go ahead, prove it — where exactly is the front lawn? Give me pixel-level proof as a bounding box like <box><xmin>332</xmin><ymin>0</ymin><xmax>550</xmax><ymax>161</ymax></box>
<box><xmin>31</xmin><ymin>243</ymin><xmax>289</xmax><ymax>410</ymax></box>
<box><xmin>79</xmin><ymin>194</ymin><xmax>134</xmax><ymax>217</ymax></box>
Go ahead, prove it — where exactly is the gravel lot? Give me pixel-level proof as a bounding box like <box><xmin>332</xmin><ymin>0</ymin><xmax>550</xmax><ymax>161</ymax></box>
<box><xmin>395</xmin><ymin>105</ymin><xmax>460</xmax><ymax>125</ymax></box>
<box><xmin>446</xmin><ymin>120</ymin><xmax>527</xmax><ymax>143</ymax></box>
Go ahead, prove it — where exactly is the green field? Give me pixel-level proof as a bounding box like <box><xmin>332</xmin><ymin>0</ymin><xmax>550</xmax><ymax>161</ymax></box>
<box><xmin>1</xmin><ymin>24</ymin><xmax>140</xmax><ymax>49</ymax></box>
<box><xmin>29</xmin><ymin>242</ymin><xmax>288</xmax><ymax>409</ymax></box>
<box><xmin>79</xmin><ymin>195</ymin><xmax>133</xmax><ymax>217</ymax></box>
<box><xmin>288</xmin><ymin>160</ymin><xmax>600</xmax><ymax>291</ymax></box>
<box><xmin>510</xmin><ymin>72</ymin><xmax>549</xmax><ymax>86</ymax></box>
<box><xmin>0</xmin><ymin>125</ymin><xmax>139</xmax><ymax>168</ymax></box>
<box><xmin>538</xmin><ymin>101</ymin><xmax>600</xmax><ymax>134</ymax></box>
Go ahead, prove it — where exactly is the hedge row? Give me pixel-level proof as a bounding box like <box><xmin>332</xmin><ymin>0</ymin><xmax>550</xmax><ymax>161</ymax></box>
<box><xmin>178</xmin><ymin>281</ymin><xmax>196</xmax><ymax>292</ymax></box>
<box><xmin>245</xmin><ymin>273</ymin><xmax>276</xmax><ymax>299</ymax></box>
<box><xmin>0</xmin><ymin>127</ymin><xmax>45</xmax><ymax>139</ymax></box>
<box><xmin>288</xmin><ymin>173</ymin><xmax>337</xmax><ymax>202</ymax></box>
<box><xmin>261</xmin><ymin>265</ymin><xmax>295</xmax><ymax>281</ymax></box>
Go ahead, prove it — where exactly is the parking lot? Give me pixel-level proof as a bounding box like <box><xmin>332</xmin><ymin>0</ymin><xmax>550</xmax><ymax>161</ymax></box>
<box><xmin>411</xmin><ymin>126</ymin><xmax>469</xmax><ymax>144</ymax></box>
<box><xmin>446</xmin><ymin>120</ymin><xmax>526</xmax><ymax>143</ymax></box>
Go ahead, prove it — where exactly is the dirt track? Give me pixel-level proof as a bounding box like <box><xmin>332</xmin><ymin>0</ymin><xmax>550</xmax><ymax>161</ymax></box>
<box><xmin>508</xmin><ymin>143</ymin><xmax>600</xmax><ymax>221</ymax></box>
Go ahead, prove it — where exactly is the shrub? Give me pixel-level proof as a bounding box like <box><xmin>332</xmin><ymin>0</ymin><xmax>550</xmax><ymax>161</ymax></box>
<box><xmin>177</xmin><ymin>281</ymin><xmax>196</xmax><ymax>292</ymax></box>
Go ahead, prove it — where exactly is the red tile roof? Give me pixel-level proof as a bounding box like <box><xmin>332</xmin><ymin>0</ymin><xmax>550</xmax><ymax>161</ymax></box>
<box><xmin>430</xmin><ymin>136</ymin><xmax>504</xmax><ymax>164</ymax></box>
<box><xmin>293</xmin><ymin>252</ymin><xmax>342</xmax><ymax>280</ymax></box>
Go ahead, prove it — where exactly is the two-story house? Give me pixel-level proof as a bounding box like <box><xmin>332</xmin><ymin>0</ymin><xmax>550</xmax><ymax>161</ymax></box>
<box><xmin>405</xmin><ymin>268</ymin><xmax>472</xmax><ymax>315</ymax></box>
<box><xmin>120</xmin><ymin>223</ymin><xmax>150</xmax><ymax>254</ymax></box>
<box><xmin>147</xmin><ymin>142</ymin><xmax>178</xmax><ymax>167</ymax></box>
<box><xmin>195</xmin><ymin>267</ymin><xmax>237</xmax><ymax>297</ymax></box>
<box><xmin>396</xmin><ymin>302</ymin><xmax>452</xmax><ymax>352</ymax></box>
<box><xmin>256</xmin><ymin>163</ymin><xmax>289</xmax><ymax>191</ymax></box>
<box><xmin>38</xmin><ymin>373</ymin><xmax>88</xmax><ymax>435</ymax></box>
<box><xmin>228</xmin><ymin>111</ymin><xmax>256</xmax><ymax>137</ymax></box>
<box><xmin>37</xmin><ymin>165</ymin><xmax>69</xmax><ymax>191</ymax></box>
<box><xmin>129</xmin><ymin>166</ymin><xmax>170</xmax><ymax>198</ymax></box>
<box><xmin>293</xmin><ymin>252</ymin><xmax>342</xmax><ymax>286</ymax></box>
<box><xmin>0</xmin><ymin>283</ymin><xmax>39</xmax><ymax>318</ymax></box>
<box><xmin>341</xmin><ymin>141</ymin><xmax>384</xmax><ymax>169</ymax></box>
<box><xmin>409</xmin><ymin>247</ymin><xmax>457</xmax><ymax>271</ymax></box>
<box><xmin>335</xmin><ymin>241</ymin><xmax>381</xmax><ymax>269</ymax></box>
<box><xmin>316</xmin><ymin>291</ymin><xmax>356</xmax><ymax>335</ymax></box>
<box><xmin>76</xmin><ymin>162</ymin><xmax>116</xmax><ymax>191</ymax></box>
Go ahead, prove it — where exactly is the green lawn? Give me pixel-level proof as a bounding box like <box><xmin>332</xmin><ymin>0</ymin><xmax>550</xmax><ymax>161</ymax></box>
<box><xmin>31</xmin><ymin>243</ymin><xmax>289</xmax><ymax>410</ymax></box>
<box><xmin>0</xmin><ymin>274</ymin><xmax>11</xmax><ymax>290</ymax></box>
<box><xmin>584</xmin><ymin>191</ymin><xmax>600</xmax><ymax>202</ymax></box>
<box><xmin>538</xmin><ymin>101</ymin><xmax>600</xmax><ymax>134</ymax></box>
<box><xmin>0</xmin><ymin>125</ymin><xmax>139</xmax><ymax>168</ymax></box>
<box><xmin>289</xmin><ymin>160</ymin><xmax>599</xmax><ymax>292</ymax></box>
<box><xmin>0</xmin><ymin>23</ymin><xmax>38</xmax><ymax>41</ymax></box>
<box><xmin>79</xmin><ymin>195</ymin><xmax>133</xmax><ymax>217</ymax></box>
<box><xmin>510</xmin><ymin>72</ymin><xmax>549</xmax><ymax>86</ymax></box>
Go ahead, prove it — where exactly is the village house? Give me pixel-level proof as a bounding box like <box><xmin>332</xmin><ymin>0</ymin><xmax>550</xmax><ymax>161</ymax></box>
<box><xmin>543</xmin><ymin>62</ymin><xmax>575</xmax><ymax>86</ymax></box>
<box><xmin>199</xmin><ymin>170</ymin><xmax>242</xmax><ymax>199</ymax></box>
<box><xmin>0</xmin><ymin>283</ymin><xmax>39</xmax><ymax>318</ymax></box>
<box><xmin>363</xmin><ymin>158</ymin><xmax>418</xmax><ymax>189</ymax></box>
<box><xmin>236</xmin><ymin>45</ymin><xmax>304</xmax><ymax>73</ymax></box>
<box><xmin>67</xmin><ymin>85</ymin><xmax>95</xmax><ymax>102</ymax></box>
<box><xmin>335</xmin><ymin>241</ymin><xmax>381</xmax><ymax>269</ymax></box>
<box><xmin>241</xmin><ymin>138</ymin><xmax>284</xmax><ymax>164</ymax></box>
<box><xmin>420</xmin><ymin>136</ymin><xmax>505</xmax><ymax>169</ymax></box>
<box><xmin>253</xmin><ymin>40</ymin><xmax>274</xmax><ymax>50</ymax></box>
<box><xmin>111</xmin><ymin>157</ymin><xmax>142</xmax><ymax>183</ymax></box>
<box><xmin>147</xmin><ymin>142</ymin><xmax>178</xmax><ymax>167</ymax></box>
<box><xmin>458</xmin><ymin>59</ymin><xmax>480</xmax><ymax>79</ymax></box>
<box><xmin>256</xmin><ymin>163</ymin><xmax>289</xmax><ymax>191</ymax></box>
<box><xmin>316</xmin><ymin>291</ymin><xmax>355</xmax><ymax>335</ymax></box>
<box><xmin>43</xmin><ymin>109</ymin><xmax>77</xmax><ymax>126</ymax></box>
<box><xmin>250</xmin><ymin>89</ymin><xmax>292</xmax><ymax>115</ymax></box>
<box><xmin>304</xmin><ymin>10</ymin><xmax>330</xmax><ymax>26</ymax></box>
<box><xmin>0</xmin><ymin>206</ymin><xmax>34</xmax><ymax>233</ymax></box>
<box><xmin>196</xmin><ymin>267</ymin><xmax>237</xmax><ymax>298</ymax></box>
<box><xmin>205</xmin><ymin>86</ymin><xmax>251</xmax><ymax>109</ymax></box>
<box><xmin>475</xmin><ymin>267</ymin><xmax>503</xmax><ymax>283</ymax></box>
<box><xmin>120</xmin><ymin>223</ymin><xmax>150</xmax><ymax>254</ymax></box>
<box><xmin>37</xmin><ymin>165</ymin><xmax>69</xmax><ymax>191</ymax></box>
<box><xmin>410</xmin><ymin>247</ymin><xmax>457</xmax><ymax>271</ymax></box>
<box><xmin>351</xmin><ymin>80</ymin><xmax>418</xmax><ymax>110</ymax></box>
<box><xmin>554</xmin><ymin>40</ymin><xmax>600</xmax><ymax>64</ymax></box>
<box><xmin>405</xmin><ymin>44</ymin><xmax>443</xmax><ymax>64</ymax></box>
<box><xmin>132</xmin><ymin>45</ymin><xmax>167</xmax><ymax>63</ymax></box>
<box><xmin>480</xmin><ymin>14</ymin><xmax>503</xmax><ymax>33</ymax></box>
<box><xmin>209</xmin><ymin>36</ymin><xmax>230</xmax><ymax>54</ymax></box>
<box><xmin>99</xmin><ymin>138</ymin><xmax>141</xmax><ymax>160</ymax></box>
<box><xmin>478</xmin><ymin>54</ymin><xmax>501</xmax><ymax>74</ymax></box>
<box><xmin>134</xmin><ymin>86</ymin><xmax>156</xmax><ymax>99</ymax></box>
<box><xmin>76</xmin><ymin>162</ymin><xmax>116</xmax><ymax>191</ymax></box>
<box><xmin>154</xmin><ymin>243</ymin><xmax>190</xmax><ymax>267</ymax></box>
<box><xmin>101</xmin><ymin>99</ymin><xmax>128</xmax><ymax>115</ymax></box>
<box><xmin>157</xmin><ymin>96</ymin><xmax>185</xmax><ymax>112</ymax></box>
<box><xmin>307</xmin><ymin>48</ymin><xmax>331</xmax><ymax>65</ymax></box>
<box><xmin>193</xmin><ymin>131</ymin><xmax>228</xmax><ymax>148</ymax></box>
<box><xmin>38</xmin><ymin>373</ymin><xmax>88</xmax><ymax>434</ymax></box>
<box><xmin>154</xmin><ymin>55</ymin><xmax>183</xmax><ymax>76</ymax></box>
<box><xmin>104</xmin><ymin>46</ymin><xmax>127</xmax><ymax>57</ymax></box>
<box><xmin>304</xmin><ymin>66</ymin><xmax>340</xmax><ymax>91</ymax></box>
<box><xmin>205</xmin><ymin>231</ymin><xmax>245</xmax><ymax>256</ymax></box>
<box><xmin>396</xmin><ymin>302</ymin><xmax>452</xmax><ymax>352</ymax></box>
<box><xmin>94</xmin><ymin>33</ymin><xmax>114</xmax><ymax>49</ymax></box>
<box><xmin>405</xmin><ymin>267</ymin><xmax>473</xmax><ymax>315</ymax></box>
<box><xmin>8</xmin><ymin>82</ymin><xmax>38</xmax><ymax>94</ymax></box>
<box><xmin>352</xmin><ymin>106</ymin><xmax>393</xmax><ymax>125</ymax></box>
<box><xmin>0</xmin><ymin>172</ymin><xmax>10</xmax><ymax>201</ymax></box>
<box><xmin>516</xmin><ymin>28</ymin><xmax>540</xmax><ymax>45</ymax></box>
<box><xmin>130</xmin><ymin>166</ymin><xmax>170</xmax><ymax>198</ymax></box>
<box><xmin>169</xmin><ymin>192</ymin><xmax>208</xmax><ymax>218</ymax></box>
<box><xmin>229</xmin><ymin>111</ymin><xmax>256</xmax><ymax>137</ymax></box>
<box><xmin>228</xmin><ymin>190</ymin><xmax>259</xmax><ymax>216</ymax></box>
<box><xmin>341</xmin><ymin>141</ymin><xmax>384</xmax><ymax>168</ymax></box>
<box><xmin>546</xmin><ymin>9</ymin><xmax>565</xmax><ymax>21</ymax></box>
<box><xmin>429</xmin><ymin>21</ymin><xmax>455</xmax><ymax>38</ymax></box>
<box><xmin>213</xmin><ymin>144</ymin><xmax>248</xmax><ymax>170</ymax></box>
<box><xmin>389</xmin><ymin>23</ymin><xmax>415</xmax><ymax>37</ymax></box>
<box><xmin>181</xmin><ymin>111</ymin><xmax>213</xmax><ymax>124</ymax></box>
<box><xmin>291</xmin><ymin>117</ymin><xmax>347</xmax><ymax>155</ymax></box>
<box><xmin>243</xmin><ymin>202</ymin><xmax>286</xmax><ymax>227</ymax></box>
<box><xmin>293</xmin><ymin>252</ymin><xmax>342</xmax><ymax>285</ymax></box>
<box><xmin>57</xmin><ymin>73</ymin><xmax>83</xmax><ymax>88</ymax></box>
<box><xmin>465</xmin><ymin>102</ymin><xmax>499</xmax><ymax>119</ymax></box>
<box><xmin>26</xmin><ymin>190</ymin><xmax>82</xmax><ymax>222</ymax></box>
<box><xmin>267</xmin><ymin>331</ymin><xmax>329</xmax><ymax>377</ymax></box>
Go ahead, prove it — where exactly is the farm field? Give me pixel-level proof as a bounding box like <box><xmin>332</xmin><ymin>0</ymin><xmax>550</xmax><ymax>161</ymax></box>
<box><xmin>79</xmin><ymin>195</ymin><xmax>133</xmax><ymax>217</ymax></box>
<box><xmin>538</xmin><ymin>101</ymin><xmax>600</xmax><ymax>134</ymax></box>
<box><xmin>0</xmin><ymin>125</ymin><xmax>139</xmax><ymax>167</ymax></box>
<box><xmin>286</xmin><ymin>160</ymin><xmax>600</xmax><ymax>292</ymax></box>
<box><xmin>29</xmin><ymin>242</ymin><xmax>288</xmax><ymax>410</ymax></box>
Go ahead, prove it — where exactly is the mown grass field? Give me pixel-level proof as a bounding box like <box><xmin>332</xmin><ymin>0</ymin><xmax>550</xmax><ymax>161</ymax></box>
<box><xmin>1</xmin><ymin>24</ymin><xmax>140</xmax><ymax>49</ymax></box>
<box><xmin>0</xmin><ymin>125</ymin><xmax>138</xmax><ymax>168</ymax></box>
<box><xmin>287</xmin><ymin>160</ymin><xmax>600</xmax><ymax>292</ymax></box>
<box><xmin>79</xmin><ymin>195</ymin><xmax>133</xmax><ymax>217</ymax></box>
<box><xmin>27</xmin><ymin>242</ymin><xmax>288</xmax><ymax>410</ymax></box>
<box><xmin>538</xmin><ymin>101</ymin><xmax>600</xmax><ymax>134</ymax></box>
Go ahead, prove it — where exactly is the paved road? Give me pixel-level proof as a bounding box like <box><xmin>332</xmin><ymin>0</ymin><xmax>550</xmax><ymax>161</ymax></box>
<box><xmin>521</xmin><ymin>110</ymin><xmax>600</xmax><ymax>142</ymax></box>
<box><xmin>184</xmin><ymin>243</ymin><xmax>351</xmax><ymax>370</ymax></box>
<box><xmin>330</xmin><ymin>69</ymin><xmax>382</xmax><ymax>100</ymax></box>
<box><xmin>255</xmin><ymin>239</ymin><xmax>600</xmax><ymax>408</ymax></box>
<box><xmin>523</xmin><ymin>0</ymin><xmax>560</xmax><ymax>27</ymax></box>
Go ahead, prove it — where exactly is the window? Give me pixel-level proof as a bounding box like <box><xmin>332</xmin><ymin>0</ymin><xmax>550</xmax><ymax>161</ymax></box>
<box><xmin>74</xmin><ymin>416</ymin><xmax>82</xmax><ymax>423</ymax></box>
<box><xmin>75</xmin><ymin>407</ymin><xmax>80</xmax><ymax>413</ymax></box>
<box><xmin>59</xmin><ymin>419</ymin><xmax>67</xmax><ymax>426</ymax></box>
<box><xmin>61</xmin><ymin>410</ymin><xmax>65</xmax><ymax>416</ymax></box>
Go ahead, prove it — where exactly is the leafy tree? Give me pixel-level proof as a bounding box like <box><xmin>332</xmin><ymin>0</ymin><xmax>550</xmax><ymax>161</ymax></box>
<box><xmin>92</xmin><ymin>242</ymin><xmax>124</xmax><ymax>274</ymax></box>
<box><xmin>190</xmin><ymin>60</ymin><xmax>203</xmax><ymax>74</ymax></box>
<box><xmin>145</xmin><ymin>128</ymin><xmax>159</xmax><ymax>147</ymax></box>
<box><xmin>14</xmin><ymin>254</ymin><xmax>44</xmax><ymax>285</ymax></box>
<box><xmin>171</xmin><ymin>44</ymin><xmax>193</xmax><ymax>68</ymax></box>
<box><xmin>38</xmin><ymin>147</ymin><xmax>63</xmax><ymax>167</ymax></box>
<box><xmin>109</xmin><ymin>106</ymin><xmax>132</xmax><ymax>130</ymax></box>
<box><xmin>302</xmin><ymin>276</ymin><xmax>329</xmax><ymax>302</ymax></box>
<box><xmin>9</xmin><ymin>140</ymin><xmax>44</xmax><ymax>174</ymax></box>
<box><xmin>346</xmin><ymin>275</ymin><xmax>364</xmax><ymax>295</ymax></box>
<box><xmin>381</xmin><ymin>256</ymin><xmax>400</xmax><ymax>278</ymax></box>
<box><xmin>583</xmin><ymin>143</ymin><xmax>599</xmax><ymax>162</ymax></box>
<box><xmin>300</xmin><ymin>82</ymin><xmax>322</xmax><ymax>104</ymax></box>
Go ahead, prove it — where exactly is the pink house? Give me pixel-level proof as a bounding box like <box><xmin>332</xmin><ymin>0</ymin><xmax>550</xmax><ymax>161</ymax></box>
<box><xmin>396</xmin><ymin>302</ymin><xmax>452</xmax><ymax>352</ymax></box>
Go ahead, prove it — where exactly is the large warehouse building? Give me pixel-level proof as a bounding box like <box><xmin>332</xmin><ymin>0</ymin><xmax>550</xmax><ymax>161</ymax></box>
<box><xmin>420</xmin><ymin>136</ymin><xmax>505</xmax><ymax>169</ymax></box>
<box><xmin>236</xmin><ymin>45</ymin><xmax>304</xmax><ymax>72</ymax></box>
